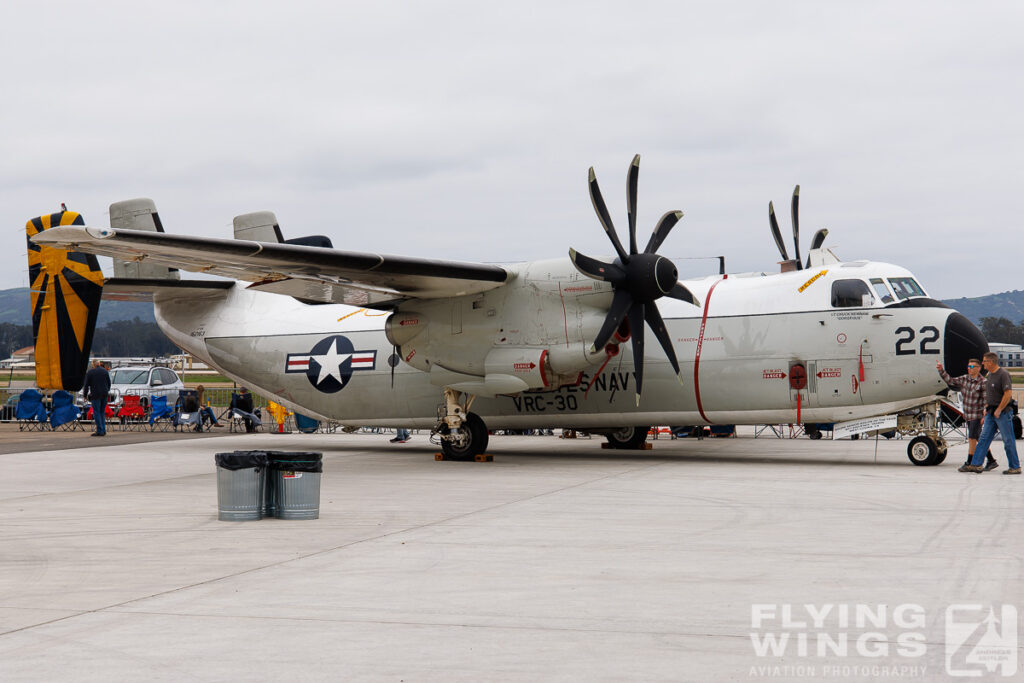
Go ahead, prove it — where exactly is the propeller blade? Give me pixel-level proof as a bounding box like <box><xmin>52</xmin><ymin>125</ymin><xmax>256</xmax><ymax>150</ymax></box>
<box><xmin>589</xmin><ymin>167</ymin><xmax>630</xmax><ymax>263</ymax></box>
<box><xmin>643</xmin><ymin>210</ymin><xmax>683</xmax><ymax>255</ymax></box>
<box><xmin>790</xmin><ymin>185</ymin><xmax>802</xmax><ymax>270</ymax></box>
<box><xmin>806</xmin><ymin>228</ymin><xmax>829</xmax><ymax>268</ymax></box>
<box><xmin>667</xmin><ymin>282</ymin><xmax>700</xmax><ymax>307</ymax></box>
<box><xmin>590</xmin><ymin>288</ymin><xmax>633</xmax><ymax>353</ymax></box>
<box><xmin>768</xmin><ymin>201</ymin><xmax>789</xmax><ymax>261</ymax></box>
<box><xmin>628</xmin><ymin>302</ymin><xmax>646</xmax><ymax>405</ymax></box>
<box><xmin>627</xmin><ymin>154</ymin><xmax>640</xmax><ymax>256</ymax></box>
<box><xmin>644</xmin><ymin>303</ymin><xmax>682</xmax><ymax>380</ymax></box>
<box><xmin>569</xmin><ymin>249</ymin><xmax>625</xmax><ymax>284</ymax></box>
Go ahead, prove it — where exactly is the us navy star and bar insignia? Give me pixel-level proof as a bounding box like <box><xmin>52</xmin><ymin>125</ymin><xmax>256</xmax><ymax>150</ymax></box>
<box><xmin>285</xmin><ymin>335</ymin><xmax>376</xmax><ymax>393</ymax></box>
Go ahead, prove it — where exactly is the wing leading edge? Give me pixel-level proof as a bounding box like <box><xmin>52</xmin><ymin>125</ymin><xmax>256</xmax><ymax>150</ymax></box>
<box><xmin>32</xmin><ymin>226</ymin><xmax>512</xmax><ymax>308</ymax></box>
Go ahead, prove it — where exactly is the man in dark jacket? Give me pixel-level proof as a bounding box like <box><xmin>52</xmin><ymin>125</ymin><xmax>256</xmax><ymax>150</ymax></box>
<box><xmin>84</xmin><ymin>360</ymin><xmax>111</xmax><ymax>436</ymax></box>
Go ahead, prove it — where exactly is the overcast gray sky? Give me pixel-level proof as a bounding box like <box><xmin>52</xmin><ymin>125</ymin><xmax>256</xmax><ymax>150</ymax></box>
<box><xmin>2</xmin><ymin>1</ymin><xmax>1021</xmax><ymax>299</ymax></box>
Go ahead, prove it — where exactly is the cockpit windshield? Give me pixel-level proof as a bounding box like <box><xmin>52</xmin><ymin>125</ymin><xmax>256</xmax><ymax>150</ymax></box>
<box><xmin>870</xmin><ymin>278</ymin><xmax>894</xmax><ymax>304</ymax></box>
<box><xmin>887</xmin><ymin>277</ymin><xmax>926</xmax><ymax>301</ymax></box>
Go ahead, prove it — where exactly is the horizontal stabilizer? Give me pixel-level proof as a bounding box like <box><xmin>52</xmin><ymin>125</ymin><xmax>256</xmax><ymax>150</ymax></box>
<box><xmin>101</xmin><ymin>278</ymin><xmax>235</xmax><ymax>303</ymax></box>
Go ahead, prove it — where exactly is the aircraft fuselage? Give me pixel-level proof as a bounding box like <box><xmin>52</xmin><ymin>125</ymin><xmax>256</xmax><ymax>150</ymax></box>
<box><xmin>152</xmin><ymin>258</ymin><xmax>983</xmax><ymax>430</ymax></box>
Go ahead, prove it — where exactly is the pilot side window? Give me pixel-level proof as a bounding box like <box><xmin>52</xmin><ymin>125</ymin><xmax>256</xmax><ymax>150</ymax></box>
<box><xmin>888</xmin><ymin>277</ymin><xmax>926</xmax><ymax>300</ymax></box>
<box><xmin>831</xmin><ymin>279</ymin><xmax>874</xmax><ymax>308</ymax></box>
<box><xmin>870</xmin><ymin>278</ymin><xmax>894</xmax><ymax>304</ymax></box>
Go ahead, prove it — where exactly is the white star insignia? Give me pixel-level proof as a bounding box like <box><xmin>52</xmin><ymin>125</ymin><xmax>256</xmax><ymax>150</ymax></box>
<box><xmin>310</xmin><ymin>339</ymin><xmax>351</xmax><ymax>385</ymax></box>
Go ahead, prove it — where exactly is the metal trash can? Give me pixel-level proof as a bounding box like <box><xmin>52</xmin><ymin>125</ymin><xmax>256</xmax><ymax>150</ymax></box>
<box><xmin>215</xmin><ymin>451</ymin><xmax>269</xmax><ymax>521</ymax></box>
<box><xmin>268</xmin><ymin>451</ymin><xmax>323</xmax><ymax>520</ymax></box>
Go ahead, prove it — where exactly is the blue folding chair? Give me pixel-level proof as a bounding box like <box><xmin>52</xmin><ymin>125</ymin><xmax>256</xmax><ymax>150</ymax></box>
<box><xmin>295</xmin><ymin>413</ymin><xmax>319</xmax><ymax>434</ymax></box>
<box><xmin>149</xmin><ymin>395</ymin><xmax>175</xmax><ymax>431</ymax></box>
<box><xmin>49</xmin><ymin>390</ymin><xmax>82</xmax><ymax>430</ymax></box>
<box><xmin>173</xmin><ymin>389</ymin><xmax>203</xmax><ymax>432</ymax></box>
<box><xmin>227</xmin><ymin>392</ymin><xmax>262</xmax><ymax>433</ymax></box>
<box><xmin>15</xmin><ymin>389</ymin><xmax>48</xmax><ymax>431</ymax></box>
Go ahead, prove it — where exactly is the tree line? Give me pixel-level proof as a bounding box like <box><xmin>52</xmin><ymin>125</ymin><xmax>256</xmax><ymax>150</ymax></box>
<box><xmin>980</xmin><ymin>317</ymin><xmax>1024</xmax><ymax>347</ymax></box>
<box><xmin>0</xmin><ymin>318</ymin><xmax>178</xmax><ymax>359</ymax></box>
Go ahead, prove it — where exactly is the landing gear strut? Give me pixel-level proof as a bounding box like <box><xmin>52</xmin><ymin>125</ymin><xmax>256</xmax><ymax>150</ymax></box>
<box><xmin>898</xmin><ymin>401</ymin><xmax>948</xmax><ymax>466</ymax></box>
<box><xmin>433</xmin><ymin>388</ymin><xmax>489</xmax><ymax>460</ymax></box>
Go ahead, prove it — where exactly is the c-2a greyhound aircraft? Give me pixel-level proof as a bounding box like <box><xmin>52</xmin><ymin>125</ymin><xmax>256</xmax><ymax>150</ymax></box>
<box><xmin>29</xmin><ymin>156</ymin><xmax>987</xmax><ymax>464</ymax></box>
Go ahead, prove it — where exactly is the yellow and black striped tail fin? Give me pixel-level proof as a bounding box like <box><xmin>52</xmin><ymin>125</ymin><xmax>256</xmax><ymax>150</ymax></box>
<box><xmin>27</xmin><ymin>210</ymin><xmax>104</xmax><ymax>391</ymax></box>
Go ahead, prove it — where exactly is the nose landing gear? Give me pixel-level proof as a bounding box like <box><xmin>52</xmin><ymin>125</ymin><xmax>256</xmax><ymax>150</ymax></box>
<box><xmin>898</xmin><ymin>401</ymin><xmax>948</xmax><ymax>466</ymax></box>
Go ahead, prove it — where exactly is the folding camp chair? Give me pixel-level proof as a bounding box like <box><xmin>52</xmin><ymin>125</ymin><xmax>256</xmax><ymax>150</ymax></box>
<box><xmin>49</xmin><ymin>390</ymin><xmax>83</xmax><ymax>430</ymax></box>
<box><xmin>117</xmin><ymin>394</ymin><xmax>148</xmax><ymax>431</ymax></box>
<box><xmin>149</xmin><ymin>395</ymin><xmax>175</xmax><ymax>431</ymax></box>
<box><xmin>15</xmin><ymin>389</ymin><xmax>48</xmax><ymax>431</ymax></box>
<box><xmin>173</xmin><ymin>389</ymin><xmax>203</xmax><ymax>432</ymax></box>
<box><xmin>226</xmin><ymin>392</ymin><xmax>262</xmax><ymax>433</ymax></box>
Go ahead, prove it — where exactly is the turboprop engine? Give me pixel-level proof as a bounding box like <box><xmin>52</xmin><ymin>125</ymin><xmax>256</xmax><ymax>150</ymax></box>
<box><xmin>384</xmin><ymin>281</ymin><xmax>614</xmax><ymax>397</ymax></box>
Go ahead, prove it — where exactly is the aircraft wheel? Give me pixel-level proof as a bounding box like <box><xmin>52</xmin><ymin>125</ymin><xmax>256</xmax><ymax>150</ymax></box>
<box><xmin>1014</xmin><ymin>415</ymin><xmax>1022</xmax><ymax>440</ymax></box>
<box><xmin>605</xmin><ymin>425</ymin><xmax>650</xmax><ymax>450</ymax></box>
<box><xmin>907</xmin><ymin>436</ymin><xmax>941</xmax><ymax>466</ymax></box>
<box><xmin>440</xmin><ymin>412</ymin><xmax>489</xmax><ymax>460</ymax></box>
<box><xmin>807</xmin><ymin>428</ymin><xmax>823</xmax><ymax>440</ymax></box>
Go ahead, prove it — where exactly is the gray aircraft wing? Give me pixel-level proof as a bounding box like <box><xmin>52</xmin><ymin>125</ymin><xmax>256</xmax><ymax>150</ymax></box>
<box><xmin>32</xmin><ymin>226</ymin><xmax>511</xmax><ymax>308</ymax></box>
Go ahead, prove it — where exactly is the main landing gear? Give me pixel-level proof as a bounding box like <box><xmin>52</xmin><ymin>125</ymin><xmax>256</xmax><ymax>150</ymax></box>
<box><xmin>603</xmin><ymin>425</ymin><xmax>651</xmax><ymax>450</ymax></box>
<box><xmin>433</xmin><ymin>388</ymin><xmax>489</xmax><ymax>460</ymax></box>
<box><xmin>898</xmin><ymin>401</ymin><xmax>948</xmax><ymax>466</ymax></box>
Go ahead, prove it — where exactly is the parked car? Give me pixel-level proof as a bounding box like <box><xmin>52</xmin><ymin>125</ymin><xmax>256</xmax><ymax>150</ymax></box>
<box><xmin>79</xmin><ymin>366</ymin><xmax>184</xmax><ymax>408</ymax></box>
<box><xmin>1</xmin><ymin>393</ymin><xmax>20</xmax><ymax>420</ymax></box>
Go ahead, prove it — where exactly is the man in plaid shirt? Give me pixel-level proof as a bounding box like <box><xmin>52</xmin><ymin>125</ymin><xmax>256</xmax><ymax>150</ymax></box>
<box><xmin>937</xmin><ymin>359</ymin><xmax>997</xmax><ymax>470</ymax></box>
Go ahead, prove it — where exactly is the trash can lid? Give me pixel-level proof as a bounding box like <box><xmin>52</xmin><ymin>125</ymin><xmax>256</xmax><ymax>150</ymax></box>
<box><xmin>267</xmin><ymin>451</ymin><xmax>323</xmax><ymax>473</ymax></box>
<box><xmin>215</xmin><ymin>451</ymin><xmax>270</xmax><ymax>470</ymax></box>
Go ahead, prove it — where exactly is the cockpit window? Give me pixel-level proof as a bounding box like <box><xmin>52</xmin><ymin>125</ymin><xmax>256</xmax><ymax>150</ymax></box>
<box><xmin>831</xmin><ymin>279</ymin><xmax>874</xmax><ymax>308</ymax></box>
<box><xmin>869</xmin><ymin>278</ymin><xmax>894</xmax><ymax>304</ymax></box>
<box><xmin>887</xmin><ymin>277</ymin><xmax>926</xmax><ymax>301</ymax></box>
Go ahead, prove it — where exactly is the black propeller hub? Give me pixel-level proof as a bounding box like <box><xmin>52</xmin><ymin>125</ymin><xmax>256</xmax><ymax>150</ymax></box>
<box><xmin>623</xmin><ymin>253</ymin><xmax>677</xmax><ymax>300</ymax></box>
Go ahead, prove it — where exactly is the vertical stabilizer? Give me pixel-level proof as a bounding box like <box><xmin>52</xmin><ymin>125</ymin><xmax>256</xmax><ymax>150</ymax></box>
<box><xmin>26</xmin><ymin>210</ymin><xmax>104</xmax><ymax>390</ymax></box>
<box><xmin>233</xmin><ymin>211</ymin><xmax>283</xmax><ymax>242</ymax></box>
<box><xmin>110</xmin><ymin>198</ymin><xmax>180</xmax><ymax>280</ymax></box>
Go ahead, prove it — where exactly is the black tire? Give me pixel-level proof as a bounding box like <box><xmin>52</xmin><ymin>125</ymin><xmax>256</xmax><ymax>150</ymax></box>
<box><xmin>807</xmin><ymin>428</ymin><xmax>823</xmax><ymax>440</ymax></box>
<box><xmin>1014</xmin><ymin>416</ymin><xmax>1022</xmax><ymax>440</ymax></box>
<box><xmin>440</xmin><ymin>412</ymin><xmax>489</xmax><ymax>460</ymax></box>
<box><xmin>907</xmin><ymin>435</ymin><xmax>941</xmax><ymax>466</ymax></box>
<box><xmin>605</xmin><ymin>425</ymin><xmax>650</xmax><ymax>450</ymax></box>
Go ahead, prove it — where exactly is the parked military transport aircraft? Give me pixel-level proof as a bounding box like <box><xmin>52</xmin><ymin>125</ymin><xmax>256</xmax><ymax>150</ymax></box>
<box><xmin>29</xmin><ymin>156</ymin><xmax>988</xmax><ymax>463</ymax></box>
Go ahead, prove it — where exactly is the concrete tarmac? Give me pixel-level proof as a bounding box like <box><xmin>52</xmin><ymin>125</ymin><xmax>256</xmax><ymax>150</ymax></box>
<box><xmin>0</xmin><ymin>429</ymin><xmax>1020</xmax><ymax>681</ymax></box>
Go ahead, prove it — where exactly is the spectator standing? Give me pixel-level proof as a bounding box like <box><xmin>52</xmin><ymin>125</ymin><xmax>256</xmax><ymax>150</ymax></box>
<box><xmin>937</xmin><ymin>359</ymin><xmax>996</xmax><ymax>469</ymax></box>
<box><xmin>961</xmin><ymin>352</ymin><xmax>1021</xmax><ymax>474</ymax></box>
<box><xmin>84</xmin><ymin>360</ymin><xmax>111</xmax><ymax>437</ymax></box>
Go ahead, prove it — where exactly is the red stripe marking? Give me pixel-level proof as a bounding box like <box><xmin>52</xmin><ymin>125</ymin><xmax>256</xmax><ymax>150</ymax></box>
<box><xmin>558</xmin><ymin>282</ymin><xmax>569</xmax><ymax>347</ymax></box>
<box><xmin>693</xmin><ymin>275</ymin><xmax>727</xmax><ymax>424</ymax></box>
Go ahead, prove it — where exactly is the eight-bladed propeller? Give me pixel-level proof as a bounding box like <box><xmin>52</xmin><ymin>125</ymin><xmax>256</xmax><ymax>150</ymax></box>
<box><xmin>569</xmin><ymin>155</ymin><xmax>701</xmax><ymax>405</ymax></box>
<box><xmin>768</xmin><ymin>185</ymin><xmax>829</xmax><ymax>270</ymax></box>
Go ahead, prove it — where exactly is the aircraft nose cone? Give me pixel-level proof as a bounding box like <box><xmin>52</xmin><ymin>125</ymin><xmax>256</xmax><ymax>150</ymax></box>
<box><xmin>944</xmin><ymin>312</ymin><xmax>988</xmax><ymax>376</ymax></box>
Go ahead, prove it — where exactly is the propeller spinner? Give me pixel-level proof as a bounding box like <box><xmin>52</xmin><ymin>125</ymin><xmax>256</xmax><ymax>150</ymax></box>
<box><xmin>569</xmin><ymin>155</ymin><xmax>701</xmax><ymax>405</ymax></box>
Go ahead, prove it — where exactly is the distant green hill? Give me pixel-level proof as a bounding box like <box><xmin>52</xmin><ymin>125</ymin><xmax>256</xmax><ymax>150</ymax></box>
<box><xmin>0</xmin><ymin>287</ymin><xmax>155</xmax><ymax>326</ymax></box>
<box><xmin>943</xmin><ymin>290</ymin><xmax>1024</xmax><ymax>328</ymax></box>
<box><xmin>0</xmin><ymin>285</ymin><xmax>1020</xmax><ymax>330</ymax></box>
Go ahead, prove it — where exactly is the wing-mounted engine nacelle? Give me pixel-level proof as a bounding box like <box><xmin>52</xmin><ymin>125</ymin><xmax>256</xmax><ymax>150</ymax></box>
<box><xmin>385</xmin><ymin>310</ymin><xmax>608</xmax><ymax>397</ymax></box>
